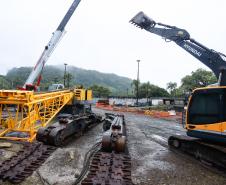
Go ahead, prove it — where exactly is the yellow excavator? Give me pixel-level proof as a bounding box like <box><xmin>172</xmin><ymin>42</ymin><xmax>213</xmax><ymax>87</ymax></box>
<box><xmin>130</xmin><ymin>12</ymin><xmax>226</xmax><ymax>170</ymax></box>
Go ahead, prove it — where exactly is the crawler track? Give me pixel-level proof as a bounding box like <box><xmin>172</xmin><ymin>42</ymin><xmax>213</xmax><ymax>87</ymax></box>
<box><xmin>0</xmin><ymin>142</ymin><xmax>56</xmax><ymax>184</ymax></box>
<box><xmin>168</xmin><ymin>135</ymin><xmax>226</xmax><ymax>172</ymax></box>
<box><xmin>81</xmin><ymin>151</ymin><xmax>132</xmax><ymax>185</ymax></box>
<box><xmin>0</xmin><ymin>113</ymin><xmax>102</xmax><ymax>184</ymax></box>
<box><xmin>79</xmin><ymin>113</ymin><xmax>133</xmax><ymax>185</ymax></box>
<box><xmin>37</xmin><ymin>113</ymin><xmax>102</xmax><ymax>146</ymax></box>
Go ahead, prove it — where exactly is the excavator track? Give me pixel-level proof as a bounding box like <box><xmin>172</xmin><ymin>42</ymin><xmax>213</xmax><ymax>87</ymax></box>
<box><xmin>168</xmin><ymin>135</ymin><xmax>226</xmax><ymax>171</ymax></box>
<box><xmin>0</xmin><ymin>142</ymin><xmax>56</xmax><ymax>184</ymax></box>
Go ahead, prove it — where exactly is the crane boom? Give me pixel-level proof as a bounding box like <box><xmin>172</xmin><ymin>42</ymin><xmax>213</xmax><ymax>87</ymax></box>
<box><xmin>130</xmin><ymin>12</ymin><xmax>226</xmax><ymax>86</ymax></box>
<box><xmin>23</xmin><ymin>0</ymin><xmax>81</xmax><ymax>90</ymax></box>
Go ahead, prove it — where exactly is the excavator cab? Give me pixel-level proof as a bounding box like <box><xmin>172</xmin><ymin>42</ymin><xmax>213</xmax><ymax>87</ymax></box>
<box><xmin>186</xmin><ymin>87</ymin><xmax>226</xmax><ymax>143</ymax></box>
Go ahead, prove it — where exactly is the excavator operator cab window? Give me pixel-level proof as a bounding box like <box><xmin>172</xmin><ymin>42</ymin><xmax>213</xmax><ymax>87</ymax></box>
<box><xmin>187</xmin><ymin>88</ymin><xmax>226</xmax><ymax>125</ymax></box>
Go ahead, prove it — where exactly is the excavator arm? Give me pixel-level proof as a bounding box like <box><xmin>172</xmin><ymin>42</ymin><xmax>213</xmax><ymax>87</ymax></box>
<box><xmin>130</xmin><ymin>12</ymin><xmax>226</xmax><ymax>85</ymax></box>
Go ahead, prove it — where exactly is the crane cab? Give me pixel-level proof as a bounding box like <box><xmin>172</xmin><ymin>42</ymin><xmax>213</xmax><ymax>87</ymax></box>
<box><xmin>186</xmin><ymin>87</ymin><xmax>226</xmax><ymax>144</ymax></box>
<box><xmin>48</xmin><ymin>84</ymin><xmax>65</xmax><ymax>91</ymax></box>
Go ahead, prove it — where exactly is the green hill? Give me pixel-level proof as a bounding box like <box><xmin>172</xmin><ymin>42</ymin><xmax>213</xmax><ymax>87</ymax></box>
<box><xmin>0</xmin><ymin>75</ymin><xmax>10</xmax><ymax>89</ymax></box>
<box><xmin>5</xmin><ymin>65</ymin><xmax>132</xmax><ymax>95</ymax></box>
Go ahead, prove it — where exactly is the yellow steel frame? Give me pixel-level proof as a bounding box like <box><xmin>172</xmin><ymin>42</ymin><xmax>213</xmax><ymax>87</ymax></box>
<box><xmin>0</xmin><ymin>90</ymin><xmax>74</xmax><ymax>142</ymax></box>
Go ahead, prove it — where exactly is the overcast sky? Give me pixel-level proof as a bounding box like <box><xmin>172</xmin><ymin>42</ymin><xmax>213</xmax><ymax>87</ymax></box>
<box><xmin>0</xmin><ymin>0</ymin><xmax>226</xmax><ymax>88</ymax></box>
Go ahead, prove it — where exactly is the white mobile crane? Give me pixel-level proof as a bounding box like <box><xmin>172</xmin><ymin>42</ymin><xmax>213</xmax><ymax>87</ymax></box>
<box><xmin>22</xmin><ymin>0</ymin><xmax>81</xmax><ymax>91</ymax></box>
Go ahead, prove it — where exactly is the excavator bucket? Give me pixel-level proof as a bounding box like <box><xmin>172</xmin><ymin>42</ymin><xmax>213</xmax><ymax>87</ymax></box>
<box><xmin>130</xmin><ymin>11</ymin><xmax>156</xmax><ymax>29</ymax></box>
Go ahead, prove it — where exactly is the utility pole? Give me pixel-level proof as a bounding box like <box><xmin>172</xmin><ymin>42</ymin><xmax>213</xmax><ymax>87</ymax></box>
<box><xmin>64</xmin><ymin>63</ymin><xmax>68</xmax><ymax>87</ymax></box>
<box><xmin>136</xmin><ymin>60</ymin><xmax>140</xmax><ymax>106</ymax></box>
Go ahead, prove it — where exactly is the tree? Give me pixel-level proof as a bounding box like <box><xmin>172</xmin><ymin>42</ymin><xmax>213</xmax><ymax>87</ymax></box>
<box><xmin>167</xmin><ymin>82</ymin><xmax>177</xmax><ymax>97</ymax></box>
<box><xmin>138</xmin><ymin>82</ymin><xmax>169</xmax><ymax>98</ymax></box>
<box><xmin>148</xmin><ymin>84</ymin><xmax>169</xmax><ymax>97</ymax></box>
<box><xmin>66</xmin><ymin>73</ymin><xmax>73</xmax><ymax>88</ymax></box>
<box><xmin>89</xmin><ymin>84</ymin><xmax>111</xmax><ymax>98</ymax></box>
<box><xmin>139</xmin><ymin>82</ymin><xmax>151</xmax><ymax>99</ymax></box>
<box><xmin>131</xmin><ymin>79</ymin><xmax>140</xmax><ymax>97</ymax></box>
<box><xmin>0</xmin><ymin>75</ymin><xmax>10</xmax><ymax>89</ymax></box>
<box><xmin>181</xmin><ymin>68</ymin><xmax>217</xmax><ymax>91</ymax></box>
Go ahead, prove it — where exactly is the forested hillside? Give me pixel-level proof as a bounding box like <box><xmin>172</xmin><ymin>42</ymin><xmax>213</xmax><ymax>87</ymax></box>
<box><xmin>1</xmin><ymin>66</ymin><xmax>216</xmax><ymax>98</ymax></box>
<box><xmin>5</xmin><ymin>65</ymin><xmax>132</xmax><ymax>95</ymax></box>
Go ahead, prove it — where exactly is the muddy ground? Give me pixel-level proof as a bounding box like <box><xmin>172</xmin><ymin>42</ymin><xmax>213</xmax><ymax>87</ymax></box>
<box><xmin>1</xmin><ymin>107</ymin><xmax>226</xmax><ymax>185</ymax></box>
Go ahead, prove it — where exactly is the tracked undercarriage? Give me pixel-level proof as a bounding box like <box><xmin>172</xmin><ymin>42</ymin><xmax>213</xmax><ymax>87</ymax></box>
<box><xmin>79</xmin><ymin>113</ymin><xmax>133</xmax><ymax>185</ymax></box>
<box><xmin>168</xmin><ymin>135</ymin><xmax>226</xmax><ymax>171</ymax></box>
<box><xmin>0</xmin><ymin>142</ymin><xmax>56</xmax><ymax>184</ymax></box>
<box><xmin>36</xmin><ymin>104</ymin><xmax>102</xmax><ymax>146</ymax></box>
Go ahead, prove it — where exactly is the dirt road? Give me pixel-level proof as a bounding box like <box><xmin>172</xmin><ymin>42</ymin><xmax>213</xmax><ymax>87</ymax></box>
<box><xmin>1</xmin><ymin>108</ymin><xmax>226</xmax><ymax>185</ymax></box>
<box><xmin>94</xmin><ymin>108</ymin><xmax>226</xmax><ymax>185</ymax></box>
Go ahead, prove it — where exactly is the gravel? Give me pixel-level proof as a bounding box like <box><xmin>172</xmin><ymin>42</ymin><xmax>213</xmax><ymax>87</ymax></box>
<box><xmin>1</xmin><ymin>108</ymin><xmax>226</xmax><ymax>185</ymax></box>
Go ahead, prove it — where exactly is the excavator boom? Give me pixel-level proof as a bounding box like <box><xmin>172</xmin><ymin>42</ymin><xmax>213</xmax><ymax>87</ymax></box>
<box><xmin>130</xmin><ymin>12</ymin><xmax>226</xmax><ymax>85</ymax></box>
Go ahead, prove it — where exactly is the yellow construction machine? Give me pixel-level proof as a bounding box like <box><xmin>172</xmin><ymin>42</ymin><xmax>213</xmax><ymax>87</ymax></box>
<box><xmin>0</xmin><ymin>0</ymin><xmax>103</xmax><ymax>146</ymax></box>
<box><xmin>0</xmin><ymin>88</ymin><xmax>97</xmax><ymax>144</ymax></box>
<box><xmin>130</xmin><ymin>12</ymin><xmax>226</xmax><ymax>170</ymax></box>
